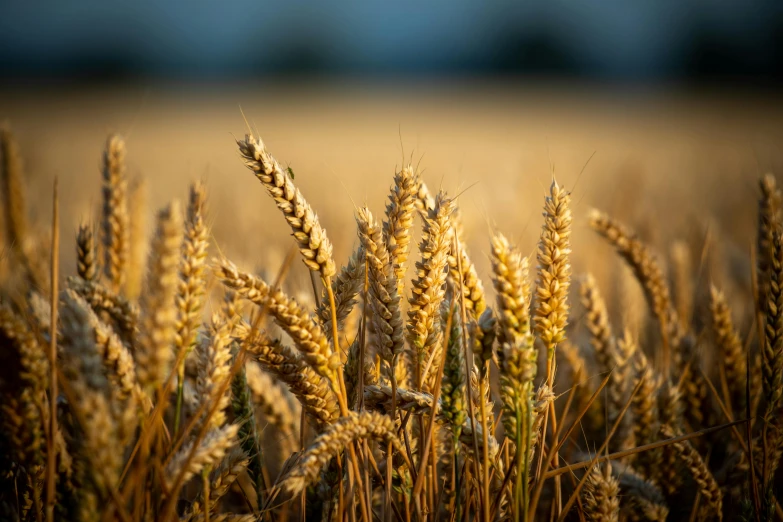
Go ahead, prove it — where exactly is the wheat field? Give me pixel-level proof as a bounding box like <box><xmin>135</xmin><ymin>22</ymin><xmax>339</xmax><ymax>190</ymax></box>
<box><xmin>0</xmin><ymin>84</ymin><xmax>782</xmax><ymax>521</ymax></box>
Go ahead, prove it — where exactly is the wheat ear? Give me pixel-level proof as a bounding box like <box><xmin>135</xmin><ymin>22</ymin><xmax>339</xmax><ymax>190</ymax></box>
<box><xmin>383</xmin><ymin>165</ymin><xmax>418</xmax><ymax>295</ymax></box>
<box><xmin>758</xmin><ymin>174</ymin><xmax>782</xmax><ymax>316</ymax></box>
<box><xmin>166</xmin><ymin>423</ymin><xmax>239</xmax><ymax>489</ymax></box>
<box><xmin>407</xmin><ymin>191</ymin><xmax>454</xmax><ymax>391</ymax></box>
<box><xmin>535</xmin><ymin>180</ymin><xmax>572</xmax><ymax>396</ymax></box>
<box><xmin>176</xmin><ymin>181</ymin><xmax>210</xmax><ymax>356</ymax></box>
<box><xmin>763</xmin><ymin>230</ymin><xmax>783</xmax><ymax>417</ymax></box>
<box><xmin>136</xmin><ymin>201</ymin><xmax>183</xmax><ymax>393</ymax></box>
<box><xmin>709</xmin><ymin>285</ymin><xmax>747</xmax><ymax>415</ymax></box>
<box><xmin>589</xmin><ymin>209</ymin><xmax>683</xmax><ymax>370</ymax></box>
<box><xmin>279</xmin><ymin>411</ymin><xmax>402</xmax><ymax>496</ymax></box>
<box><xmin>317</xmin><ymin>244</ymin><xmax>365</xmax><ymax>342</ymax></box>
<box><xmin>216</xmin><ymin>259</ymin><xmax>339</xmax><ymax>384</ymax></box>
<box><xmin>76</xmin><ymin>224</ymin><xmax>98</xmax><ymax>282</ymax></box>
<box><xmin>357</xmin><ymin>206</ymin><xmax>404</xmax><ymax>361</ymax></box>
<box><xmin>67</xmin><ymin>276</ymin><xmax>138</xmax><ymax>341</ymax></box>
<box><xmin>101</xmin><ymin>134</ymin><xmax>130</xmax><ymax>293</ymax></box>
<box><xmin>236</xmin><ymin>323</ymin><xmax>339</xmax><ymax>431</ymax></box>
<box><xmin>237</xmin><ymin>134</ymin><xmax>335</xmax><ymax>278</ymax></box>
<box><xmin>583</xmin><ymin>462</ymin><xmax>620</xmax><ymax>522</ymax></box>
<box><xmin>661</xmin><ymin>424</ymin><xmax>722</xmax><ymax>520</ymax></box>
<box><xmin>0</xmin><ymin>304</ymin><xmax>47</xmax><ymax>468</ymax></box>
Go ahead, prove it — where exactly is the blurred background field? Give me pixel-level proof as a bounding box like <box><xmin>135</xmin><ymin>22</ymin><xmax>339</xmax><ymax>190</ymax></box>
<box><xmin>1</xmin><ymin>83</ymin><xmax>782</xmax><ymax>299</ymax></box>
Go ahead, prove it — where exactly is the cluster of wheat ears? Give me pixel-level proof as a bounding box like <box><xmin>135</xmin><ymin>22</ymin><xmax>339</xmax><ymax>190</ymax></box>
<box><xmin>0</xmin><ymin>124</ymin><xmax>781</xmax><ymax>522</ymax></box>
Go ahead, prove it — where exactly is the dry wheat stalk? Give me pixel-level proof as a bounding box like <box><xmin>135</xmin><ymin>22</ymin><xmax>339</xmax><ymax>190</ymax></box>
<box><xmin>216</xmin><ymin>259</ymin><xmax>339</xmax><ymax>383</ymax></box>
<box><xmin>196</xmin><ymin>317</ymin><xmax>233</xmax><ymax>430</ymax></box>
<box><xmin>709</xmin><ymin>285</ymin><xmax>747</xmax><ymax>414</ymax></box>
<box><xmin>63</xmin><ymin>289</ymin><xmax>141</xmax><ymax>404</ymax></box>
<box><xmin>317</xmin><ymin>244</ymin><xmax>365</xmax><ymax>342</ymax></box>
<box><xmin>535</xmin><ymin>179</ymin><xmax>572</xmax><ymax>377</ymax></box>
<box><xmin>763</xmin><ymin>230</ymin><xmax>783</xmax><ymax>417</ymax></box>
<box><xmin>236</xmin><ymin>323</ymin><xmax>339</xmax><ymax>431</ymax></box>
<box><xmin>279</xmin><ymin>411</ymin><xmax>401</xmax><ymax>495</ymax></box>
<box><xmin>580</xmin><ymin>274</ymin><xmax>615</xmax><ymax>374</ymax></box>
<box><xmin>166</xmin><ymin>423</ymin><xmax>239</xmax><ymax>489</ymax></box>
<box><xmin>407</xmin><ymin>191</ymin><xmax>454</xmax><ymax>391</ymax></box>
<box><xmin>589</xmin><ymin>209</ymin><xmax>683</xmax><ymax>368</ymax></box>
<box><xmin>612</xmin><ymin>463</ymin><xmax>669</xmax><ymax>522</ymax></box>
<box><xmin>245</xmin><ymin>359</ymin><xmax>300</xmax><ymax>448</ymax></box>
<box><xmin>125</xmin><ymin>175</ymin><xmax>148</xmax><ymax>301</ymax></box>
<box><xmin>76</xmin><ymin>224</ymin><xmax>98</xmax><ymax>282</ymax></box>
<box><xmin>661</xmin><ymin>424</ymin><xmax>722</xmax><ymax>521</ymax></box>
<box><xmin>630</xmin><ymin>348</ymin><xmax>660</xmax><ymax>480</ymax></box>
<box><xmin>0</xmin><ymin>303</ymin><xmax>47</xmax><ymax>467</ymax></box>
<box><xmin>175</xmin><ymin>181</ymin><xmax>210</xmax><ymax>360</ymax></box>
<box><xmin>356</xmin><ymin>206</ymin><xmax>403</xmax><ymax>361</ymax></box>
<box><xmin>136</xmin><ymin>201</ymin><xmax>183</xmax><ymax>393</ymax></box>
<box><xmin>67</xmin><ymin>276</ymin><xmax>138</xmax><ymax>340</ymax></box>
<box><xmin>383</xmin><ymin>165</ymin><xmax>418</xmax><ymax>296</ymax></box>
<box><xmin>441</xmin><ymin>302</ymin><xmax>467</xmax><ymax>442</ymax></box>
<box><xmin>491</xmin><ymin>232</ymin><xmax>535</xmax><ymax>453</ymax></box>
<box><xmin>237</xmin><ymin>134</ymin><xmax>335</xmax><ymax>278</ymax></box>
<box><xmin>583</xmin><ymin>462</ymin><xmax>620</xmax><ymax>522</ymax></box>
<box><xmin>758</xmin><ymin>174</ymin><xmax>782</xmax><ymax>316</ymax></box>
<box><xmin>101</xmin><ymin>134</ymin><xmax>129</xmax><ymax>293</ymax></box>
